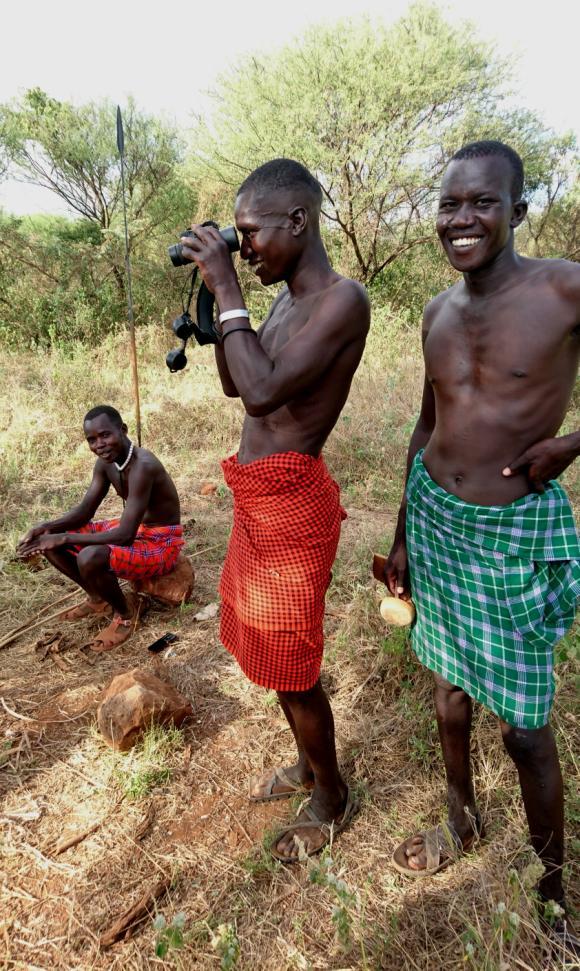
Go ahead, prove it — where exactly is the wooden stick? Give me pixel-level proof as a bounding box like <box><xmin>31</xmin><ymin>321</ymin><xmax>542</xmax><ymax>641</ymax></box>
<box><xmin>0</xmin><ymin>696</ymin><xmax>92</xmax><ymax>725</ymax></box>
<box><xmin>0</xmin><ymin>588</ymin><xmax>80</xmax><ymax>647</ymax></box>
<box><xmin>190</xmin><ymin>542</ymin><xmax>223</xmax><ymax>558</ymax></box>
<box><xmin>99</xmin><ymin>877</ymin><xmax>171</xmax><ymax>948</ymax></box>
<box><xmin>0</xmin><ymin>581</ymin><xmax>131</xmax><ymax>650</ymax></box>
<box><xmin>0</xmin><ymin>603</ymin><xmax>84</xmax><ymax>650</ymax></box>
<box><xmin>54</xmin><ymin>795</ymin><xmax>125</xmax><ymax>855</ymax></box>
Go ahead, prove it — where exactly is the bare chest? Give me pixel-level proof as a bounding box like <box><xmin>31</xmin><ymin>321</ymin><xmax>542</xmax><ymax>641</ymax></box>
<box><xmin>107</xmin><ymin>466</ymin><xmax>130</xmax><ymax>503</ymax></box>
<box><xmin>425</xmin><ymin>298</ymin><xmax>575</xmax><ymax>391</ymax></box>
<box><xmin>259</xmin><ymin>296</ymin><xmax>315</xmax><ymax>356</ymax></box>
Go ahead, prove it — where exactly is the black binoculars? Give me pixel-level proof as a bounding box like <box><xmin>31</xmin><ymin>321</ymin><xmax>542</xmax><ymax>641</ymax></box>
<box><xmin>166</xmin><ymin>223</ymin><xmax>240</xmax><ymax>372</ymax></box>
<box><xmin>168</xmin><ymin>225</ymin><xmax>240</xmax><ymax>267</ymax></box>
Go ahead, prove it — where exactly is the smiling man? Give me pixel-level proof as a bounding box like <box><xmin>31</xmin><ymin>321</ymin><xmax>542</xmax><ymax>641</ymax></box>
<box><xmin>180</xmin><ymin>158</ymin><xmax>369</xmax><ymax>862</ymax></box>
<box><xmin>17</xmin><ymin>405</ymin><xmax>183</xmax><ymax>651</ymax></box>
<box><xmin>381</xmin><ymin>141</ymin><xmax>580</xmax><ymax>951</ymax></box>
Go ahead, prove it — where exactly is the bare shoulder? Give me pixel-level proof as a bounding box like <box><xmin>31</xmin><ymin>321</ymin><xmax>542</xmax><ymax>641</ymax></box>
<box><xmin>318</xmin><ymin>276</ymin><xmax>370</xmax><ymax>332</ymax></box>
<box><xmin>538</xmin><ymin>257</ymin><xmax>580</xmax><ymax>304</ymax></box>
<box><xmin>423</xmin><ymin>283</ymin><xmax>458</xmax><ymax>333</ymax></box>
<box><xmin>133</xmin><ymin>448</ymin><xmax>166</xmax><ymax>474</ymax></box>
<box><xmin>93</xmin><ymin>457</ymin><xmax>110</xmax><ymax>482</ymax></box>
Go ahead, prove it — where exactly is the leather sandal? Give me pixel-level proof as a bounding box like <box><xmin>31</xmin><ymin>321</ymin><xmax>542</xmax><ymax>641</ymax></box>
<box><xmin>59</xmin><ymin>599</ymin><xmax>112</xmax><ymax>621</ymax></box>
<box><xmin>249</xmin><ymin>766</ymin><xmax>314</xmax><ymax>803</ymax></box>
<box><xmin>270</xmin><ymin>787</ymin><xmax>359</xmax><ymax>864</ymax></box>
<box><xmin>392</xmin><ymin>812</ymin><xmax>483</xmax><ymax>878</ymax></box>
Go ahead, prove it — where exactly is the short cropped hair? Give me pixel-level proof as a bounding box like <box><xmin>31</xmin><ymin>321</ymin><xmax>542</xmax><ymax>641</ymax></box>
<box><xmin>237</xmin><ymin>158</ymin><xmax>323</xmax><ymax>208</ymax></box>
<box><xmin>83</xmin><ymin>405</ymin><xmax>123</xmax><ymax>428</ymax></box>
<box><xmin>451</xmin><ymin>140</ymin><xmax>524</xmax><ymax>201</ymax></box>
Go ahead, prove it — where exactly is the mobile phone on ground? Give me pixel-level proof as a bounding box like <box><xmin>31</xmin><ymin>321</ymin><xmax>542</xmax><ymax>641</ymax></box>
<box><xmin>147</xmin><ymin>632</ymin><xmax>179</xmax><ymax>653</ymax></box>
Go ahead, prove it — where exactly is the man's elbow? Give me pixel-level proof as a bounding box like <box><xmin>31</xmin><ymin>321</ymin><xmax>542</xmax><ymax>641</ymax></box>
<box><xmin>242</xmin><ymin>392</ymin><xmax>278</xmax><ymax>418</ymax></box>
<box><xmin>115</xmin><ymin>530</ymin><xmax>138</xmax><ymax>547</ymax></box>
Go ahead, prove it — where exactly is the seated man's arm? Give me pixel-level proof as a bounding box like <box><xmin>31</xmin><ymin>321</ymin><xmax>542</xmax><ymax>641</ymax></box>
<box><xmin>17</xmin><ymin>462</ymin><xmax>111</xmax><ymax>553</ymax></box>
<box><xmin>63</xmin><ymin>463</ymin><xmax>154</xmax><ymax>548</ymax></box>
<box><xmin>222</xmin><ymin>280</ymin><xmax>369</xmax><ymax>416</ymax></box>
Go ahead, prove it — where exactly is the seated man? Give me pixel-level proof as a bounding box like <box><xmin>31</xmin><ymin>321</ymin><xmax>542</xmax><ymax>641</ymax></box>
<box><xmin>17</xmin><ymin>405</ymin><xmax>184</xmax><ymax>651</ymax></box>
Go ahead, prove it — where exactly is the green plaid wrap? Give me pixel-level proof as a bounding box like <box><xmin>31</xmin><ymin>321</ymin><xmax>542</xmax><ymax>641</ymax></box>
<box><xmin>407</xmin><ymin>452</ymin><xmax>580</xmax><ymax>728</ymax></box>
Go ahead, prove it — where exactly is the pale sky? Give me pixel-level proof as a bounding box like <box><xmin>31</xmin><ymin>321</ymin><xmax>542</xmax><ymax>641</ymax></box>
<box><xmin>1</xmin><ymin>0</ymin><xmax>578</xmax><ymax>215</ymax></box>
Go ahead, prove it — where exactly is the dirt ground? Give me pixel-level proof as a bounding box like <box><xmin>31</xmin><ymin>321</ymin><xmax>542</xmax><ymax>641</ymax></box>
<box><xmin>0</xmin><ymin>485</ymin><xmax>578</xmax><ymax>970</ymax></box>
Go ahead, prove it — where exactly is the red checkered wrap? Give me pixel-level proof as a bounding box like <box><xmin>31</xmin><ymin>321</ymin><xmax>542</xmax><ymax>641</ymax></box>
<box><xmin>72</xmin><ymin>519</ymin><xmax>184</xmax><ymax>580</ymax></box>
<box><xmin>219</xmin><ymin>451</ymin><xmax>346</xmax><ymax>692</ymax></box>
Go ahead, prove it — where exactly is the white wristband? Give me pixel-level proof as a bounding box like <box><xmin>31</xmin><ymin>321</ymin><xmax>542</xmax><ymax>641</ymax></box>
<box><xmin>219</xmin><ymin>309</ymin><xmax>249</xmax><ymax>324</ymax></box>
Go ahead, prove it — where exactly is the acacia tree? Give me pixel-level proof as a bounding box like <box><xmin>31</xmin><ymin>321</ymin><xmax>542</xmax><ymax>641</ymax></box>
<box><xmin>0</xmin><ymin>89</ymin><xmax>194</xmax><ymax>302</ymax></box>
<box><xmin>522</xmin><ymin>144</ymin><xmax>580</xmax><ymax>260</ymax></box>
<box><xmin>190</xmin><ymin>3</ymin><xmax>577</xmax><ymax>285</ymax></box>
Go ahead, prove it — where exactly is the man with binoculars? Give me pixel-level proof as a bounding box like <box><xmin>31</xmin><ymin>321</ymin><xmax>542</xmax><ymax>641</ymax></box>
<box><xmin>181</xmin><ymin>158</ymin><xmax>369</xmax><ymax>862</ymax></box>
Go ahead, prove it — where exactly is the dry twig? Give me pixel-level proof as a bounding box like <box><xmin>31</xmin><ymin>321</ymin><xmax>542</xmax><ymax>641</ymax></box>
<box><xmin>99</xmin><ymin>876</ymin><xmax>172</xmax><ymax>949</ymax></box>
<box><xmin>53</xmin><ymin>794</ymin><xmax>126</xmax><ymax>855</ymax></box>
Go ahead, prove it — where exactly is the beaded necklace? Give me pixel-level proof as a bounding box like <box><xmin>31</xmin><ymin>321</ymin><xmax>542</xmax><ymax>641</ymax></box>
<box><xmin>114</xmin><ymin>440</ymin><xmax>134</xmax><ymax>472</ymax></box>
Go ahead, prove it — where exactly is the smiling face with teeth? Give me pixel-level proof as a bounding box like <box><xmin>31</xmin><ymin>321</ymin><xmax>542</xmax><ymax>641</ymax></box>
<box><xmin>436</xmin><ymin>155</ymin><xmax>527</xmax><ymax>274</ymax></box>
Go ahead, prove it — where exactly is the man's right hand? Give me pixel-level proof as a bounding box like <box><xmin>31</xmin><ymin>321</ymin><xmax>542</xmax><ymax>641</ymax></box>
<box><xmin>374</xmin><ymin>538</ymin><xmax>411</xmax><ymax>600</ymax></box>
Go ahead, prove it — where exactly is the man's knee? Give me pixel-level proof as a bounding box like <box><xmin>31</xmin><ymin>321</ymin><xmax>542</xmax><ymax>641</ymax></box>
<box><xmin>433</xmin><ymin>674</ymin><xmax>471</xmax><ymax>726</ymax></box>
<box><xmin>278</xmin><ymin>681</ymin><xmax>320</xmax><ymax>708</ymax></box>
<box><xmin>433</xmin><ymin>673</ymin><xmax>468</xmax><ymax>707</ymax></box>
<box><xmin>500</xmin><ymin>721</ymin><xmax>551</xmax><ymax>767</ymax></box>
<box><xmin>77</xmin><ymin>546</ymin><xmax>110</xmax><ymax>576</ymax></box>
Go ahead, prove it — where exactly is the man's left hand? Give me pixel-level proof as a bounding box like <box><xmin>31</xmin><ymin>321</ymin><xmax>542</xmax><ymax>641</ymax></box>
<box><xmin>503</xmin><ymin>434</ymin><xmax>580</xmax><ymax>492</ymax></box>
<box><xmin>180</xmin><ymin>224</ymin><xmax>239</xmax><ymax>296</ymax></box>
<box><xmin>18</xmin><ymin>533</ymin><xmax>68</xmax><ymax>558</ymax></box>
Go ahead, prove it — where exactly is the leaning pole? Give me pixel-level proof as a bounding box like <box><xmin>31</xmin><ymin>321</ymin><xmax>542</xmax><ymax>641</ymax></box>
<box><xmin>116</xmin><ymin>105</ymin><xmax>142</xmax><ymax>447</ymax></box>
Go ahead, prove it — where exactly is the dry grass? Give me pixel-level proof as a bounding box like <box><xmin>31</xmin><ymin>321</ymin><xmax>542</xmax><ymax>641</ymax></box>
<box><xmin>0</xmin><ymin>314</ymin><xmax>578</xmax><ymax>970</ymax></box>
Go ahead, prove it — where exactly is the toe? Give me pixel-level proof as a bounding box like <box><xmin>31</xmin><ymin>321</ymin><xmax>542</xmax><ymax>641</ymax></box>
<box><xmin>405</xmin><ymin>837</ymin><xmax>427</xmax><ymax>870</ymax></box>
<box><xmin>275</xmin><ymin>833</ymin><xmax>294</xmax><ymax>858</ymax></box>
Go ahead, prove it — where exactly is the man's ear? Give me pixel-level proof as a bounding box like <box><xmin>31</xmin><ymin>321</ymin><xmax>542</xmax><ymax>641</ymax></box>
<box><xmin>121</xmin><ymin>423</ymin><xmax>128</xmax><ymax>434</ymax></box>
<box><xmin>288</xmin><ymin>206</ymin><xmax>308</xmax><ymax>236</ymax></box>
<box><xmin>510</xmin><ymin>199</ymin><xmax>528</xmax><ymax>229</ymax></box>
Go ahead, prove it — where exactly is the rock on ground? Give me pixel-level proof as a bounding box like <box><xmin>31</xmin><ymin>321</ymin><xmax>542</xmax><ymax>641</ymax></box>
<box><xmin>131</xmin><ymin>553</ymin><xmax>194</xmax><ymax>605</ymax></box>
<box><xmin>97</xmin><ymin>668</ymin><xmax>193</xmax><ymax>751</ymax></box>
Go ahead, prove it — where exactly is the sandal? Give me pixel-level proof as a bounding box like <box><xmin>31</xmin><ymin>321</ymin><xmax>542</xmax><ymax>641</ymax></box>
<box><xmin>270</xmin><ymin>787</ymin><xmax>359</xmax><ymax>864</ymax></box>
<box><xmin>249</xmin><ymin>767</ymin><xmax>314</xmax><ymax>803</ymax></box>
<box><xmin>88</xmin><ymin>594</ymin><xmax>141</xmax><ymax>653</ymax></box>
<box><xmin>392</xmin><ymin>812</ymin><xmax>483</xmax><ymax>878</ymax></box>
<box><xmin>59</xmin><ymin>599</ymin><xmax>112</xmax><ymax>621</ymax></box>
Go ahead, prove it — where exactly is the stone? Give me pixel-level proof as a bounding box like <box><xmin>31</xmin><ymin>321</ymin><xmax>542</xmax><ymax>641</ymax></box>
<box><xmin>199</xmin><ymin>482</ymin><xmax>217</xmax><ymax>496</ymax></box>
<box><xmin>97</xmin><ymin>668</ymin><xmax>193</xmax><ymax>751</ymax></box>
<box><xmin>131</xmin><ymin>553</ymin><xmax>194</xmax><ymax>606</ymax></box>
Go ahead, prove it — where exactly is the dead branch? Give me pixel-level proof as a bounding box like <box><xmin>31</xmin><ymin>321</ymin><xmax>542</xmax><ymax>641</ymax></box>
<box><xmin>99</xmin><ymin>877</ymin><xmax>172</xmax><ymax>948</ymax></box>
<box><xmin>53</xmin><ymin>795</ymin><xmax>126</xmax><ymax>855</ymax></box>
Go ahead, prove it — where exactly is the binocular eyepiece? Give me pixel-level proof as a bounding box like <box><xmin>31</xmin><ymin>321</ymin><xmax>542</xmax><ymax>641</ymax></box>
<box><xmin>168</xmin><ymin>225</ymin><xmax>240</xmax><ymax>267</ymax></box>
<box><xmin>166</xmin><ymin>313</ymin><xmax>195</xmax><ymax>372</ymax></box>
